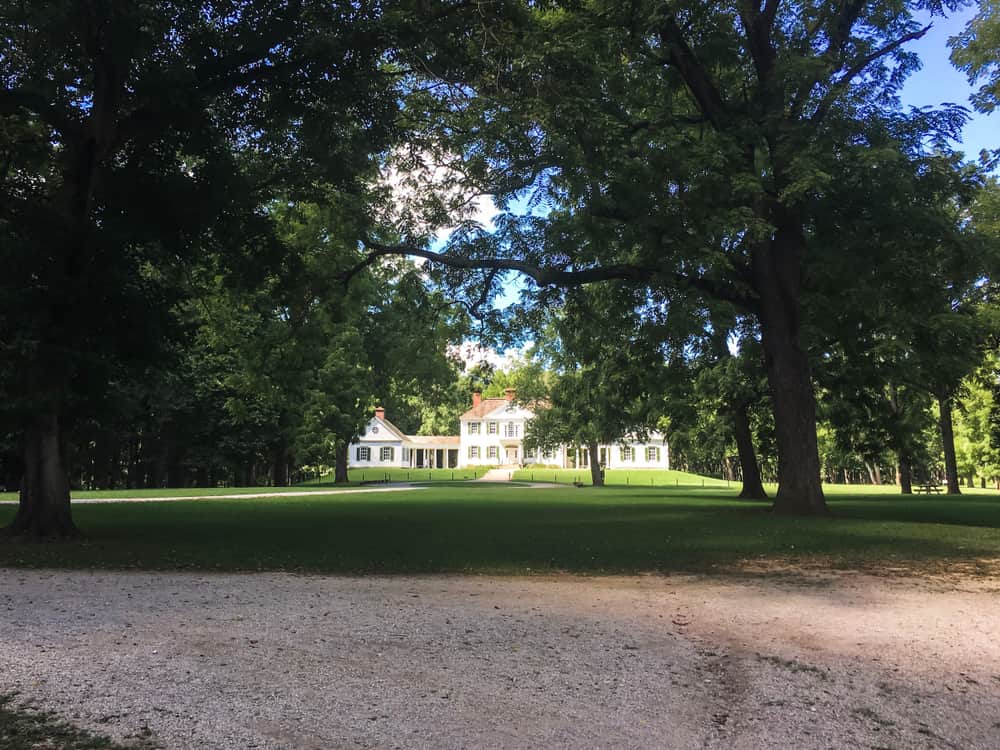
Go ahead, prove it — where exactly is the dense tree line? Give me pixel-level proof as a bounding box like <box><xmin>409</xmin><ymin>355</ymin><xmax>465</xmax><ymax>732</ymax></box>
<box><xmin>3</xmin><ymin>1</ymin><xmax>1000</xmax><ymax>537</ymax></box>
<box><xmin>365</xmin><ymin>0</ymin><xmax>1000</xmax><ymax>513</ymax></box>
<box><xmin>0</xmin><ymin>0</ymin><xmax>469</xmax><ymax>534</ymax></box>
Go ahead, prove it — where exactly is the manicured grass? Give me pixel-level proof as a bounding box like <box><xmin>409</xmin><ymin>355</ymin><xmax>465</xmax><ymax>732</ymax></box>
<box><xmin>512</xmin><ymin>468</ymin><xmax>732</xmax><ymax>487</ymax></box>
<box><xmin>2</xmin><ymin>485</ymin><xmax>998</xmax><ymax>576</ymax></box>
<box><xmin>0</xmin><ymin>468</ymin><xmax>491</xmax><ymax>503</ymax></box>
<box><xmin>0</xmin><ymin>484</ymin><xmax>365</xmax><ymax>503</ymax></box>
<box><xmin>348</xmin><ymin>466</ymin><xmax>489</xmax><ymax>483</ymax></box>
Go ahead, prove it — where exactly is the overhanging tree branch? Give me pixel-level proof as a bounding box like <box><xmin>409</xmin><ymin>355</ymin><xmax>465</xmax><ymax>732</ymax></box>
<box><xmin>348</xmin><ymin>239</ymin><xmax>757</xmax><ymax>311</ymax></box>
<box><xmin>656</xmin><ymin>16</ymin><xmax>728</xmax><ymax>128</ymax></box>
<box><xmin>812</xmin><ymin>24</ymin><xmax>932</xmax><ymax>123</ymax></box>
<box><xmin>739</xmin><ymin>1</ymin><xmax>777</xmax><ymax>81</ymax></box>
<box><xmin>353</xmin><ymin>239</ymin><xmax>653</xmax><ymax>285</ymax></box>
<box><xmin>0</xmin><ymin>88</ymin><xmax>83</xmax><ymax>140</ymax></box>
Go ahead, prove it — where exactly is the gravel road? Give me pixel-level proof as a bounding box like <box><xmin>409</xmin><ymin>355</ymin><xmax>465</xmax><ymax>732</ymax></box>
<box><xmin>0</xmin><ymin>486</ymin><xmax>427</xmax><ymax>506</ymax></box>
<box><xmin>2</xmin><ymin>570</ymin><xmax>998</xmax><ymax>749</ymax></box>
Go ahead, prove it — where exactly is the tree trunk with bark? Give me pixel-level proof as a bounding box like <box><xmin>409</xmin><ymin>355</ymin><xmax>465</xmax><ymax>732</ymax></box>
<box><xmin>334</xmin><ymin>442</ymin><xmax>350</xmax><ymax>484</ymax></box>
<box><xmin>865</xmin><ymin>462</ymin><xmax>878</xmax><ymax>486</ymax></box>
<box><xmin>271</xmin><ymin>443</ymin><xmax>289</xmax><ymax>487</ymax></box>
<box><xmin>753</xmin><ymin>220</ymin><xmax>827</xmax><ymax>515</ymax></box>
<box><xmin>7</xmin><ymin>20</ymin><xmax>128</xmax><ymax>536</ymax></box>
<box><xmin>587</xmin><ymin>442</ymin><xmax>603</xmax><ymax>486</ymax></box>
<box><xmin>164</xmin><ymin>430</ymin><xmax>184</xmax><ymax>488</ymax></box>
<box><xmin>732</xmin><ymin>401</ymin><xmax>768</xmax><ymax>500</ymax></box>
<box><xmin>938</xmin><ymin>395</ymin><xmax>961</xmax><ymax>495</ymax></box>
<box><xmin>5</xmin><ymin>413</ymin><xmax>77</xmax><ymax>538</ymax></box>
<box><xmin>897</xmin><ymin>451</ymin><xmax>913</xmax><ymax>494</ymax></box>
<box><xmin>126</xmin><ymin>437</ymin><xmax>141</xmax><ymax>489</ymax></box>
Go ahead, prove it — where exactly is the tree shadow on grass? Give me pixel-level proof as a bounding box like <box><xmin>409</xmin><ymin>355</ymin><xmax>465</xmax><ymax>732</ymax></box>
<box><xmin>829</xmin><ymin>495</ymin><xmax>1000</xmax><ymax>529</ymax></box>
<box><xmin>2</xmin><ymin>491</ymin><xmax>998</xmax><ymax>576</ymax></box>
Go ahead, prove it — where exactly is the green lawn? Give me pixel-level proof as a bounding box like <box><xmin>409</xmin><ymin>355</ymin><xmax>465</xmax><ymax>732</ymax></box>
<box><xmin>348</xmin><ymin>466</ymin><xmax>489</xmax><ymax>483</ymax></box>
<box><xmin>2</xmin><ymin>484</ymin><xmax>998</xmax><ymax>576</ymax></box>
<box><xmin>513</xmin><ymin>468</ymin><xmax>732</xmax><ymax>487</ymax></box>
<box><xmin>0</xmin><ymin>484</ymin><xmax>363</xmax><ymax>503</ymax></box>
<box><xmin>0</xmin><ymin>471</ymin><xmax>970</xmax><ymax>503</ymax></box>
<box><xmin>0</xmin><ymin>468</ymin><xmax>491</xmax><ymax>503</ymax></box>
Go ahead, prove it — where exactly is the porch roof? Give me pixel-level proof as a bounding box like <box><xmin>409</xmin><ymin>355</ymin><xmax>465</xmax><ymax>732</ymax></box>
<box><xmin>407</xmin><ymin>435</ymin><xmax>460</xmax><ymax>447</ymax></box>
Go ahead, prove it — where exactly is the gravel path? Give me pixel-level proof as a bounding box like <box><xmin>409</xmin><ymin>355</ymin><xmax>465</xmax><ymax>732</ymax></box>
<box><xmin>2</xmin><ymin>570</ymin><xmax>998</xmax><ymax>749</ymax></box>
<box><xmin>0</xmin><ymin>481</ymin><xmax>572</xmax><ymax>505</ymax></box>
<box><xmin>0</xmin><ymin>486</ymin><xmax>428</xmax><ymax>506</ymax></box>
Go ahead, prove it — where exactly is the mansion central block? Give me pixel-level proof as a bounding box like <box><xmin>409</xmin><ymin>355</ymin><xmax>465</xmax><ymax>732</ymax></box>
<box><xmin>349</xmin><ymin>389</ymin><xmax>670</xmax><ymax>471</ymax></box>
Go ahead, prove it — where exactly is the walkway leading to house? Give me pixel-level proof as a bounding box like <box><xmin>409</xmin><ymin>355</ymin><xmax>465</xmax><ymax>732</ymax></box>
<box><xmin>476</xmin><ymin>468</ymin><xmax>515</xmax><ymax>482</ymax></box>
<box><xmin>0</xmin><ymin>486</ymin><xmax>426</xmax><ymax>506</ymax></box>
<box><xmin>472</xmin><ymin>469</ymin><xmax>565</xmax><ymax>488</ymax></box>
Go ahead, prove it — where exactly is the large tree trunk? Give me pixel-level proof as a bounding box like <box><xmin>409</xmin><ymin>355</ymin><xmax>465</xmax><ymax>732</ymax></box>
<box><xmin>722</xmin><ymin>456</ymin><xmax>735</xmax><ymax>482</ymax></box>
<box><xmin>334</xmin><ymin>442</ymin><xmax>350</xmax><ymax>484</ymax></box>
<box><xmin>587</xmin><ymin>442</ymin><xmax>603</xmax><ymax>486</ymax></box>
<box><xmin>938</xmin><ymin>395</ymin><xmax>961</xmax><ymax>495</ymax></box>
<box><xmin>732</xmin><ymin>401</ymin><xmax>767</xmax><ymax>500</ymax></box>
<box><xmin>5</xmin><ymin>413</ymin><xmax>77</xmax><ymax>538</ymax></box>
<box><xmin>147</xmin><ymin>437</ymin><xmax>166</xmax><ymax>488</ymax></box>
<box><xmin>272</xmin><ymin>457</ymin><xmax>288</xmax><ymax>487</ymax></box>
<box><xmin>753</xmin><ymin>220</ymin><xmax>827</xmax><ymax>515</ymax></box>
<box><xmin>897</xmin><ymin>451</ymin><xmax>913</xmax><ymax>494</ymax></box>
<box><xmin>4</xmin><ymin>30</ymin><xmax>125</xmax><ymax>537</ymax></box>
<box><xmin>271</xmin><ymin>443</ymin><xmax>289</xmax><ymax>487</ymax></box>
<box><xmin>164</xmin><ymin>428</ymin><xmax>184</xmax><ymax>488</ymax></box>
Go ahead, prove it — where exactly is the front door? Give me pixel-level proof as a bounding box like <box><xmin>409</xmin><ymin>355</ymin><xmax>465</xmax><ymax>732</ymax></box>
<box><xmin>505</xmin><ymin>446</ymin><xmax>518</xmax><ymax>464</ymax></box>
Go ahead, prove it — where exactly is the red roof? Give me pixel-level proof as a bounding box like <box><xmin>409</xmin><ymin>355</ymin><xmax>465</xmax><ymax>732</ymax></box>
<box><xmin>459</xmin><ymin>398</ymin><xmax>515</xmax><ymax>420</ymax></box>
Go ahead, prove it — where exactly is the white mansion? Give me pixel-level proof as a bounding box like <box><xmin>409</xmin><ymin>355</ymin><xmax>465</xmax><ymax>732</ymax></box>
<box><xmin>349</xmin><ymin>389</ymin><xmax>670</xmax><ymax>471</ymax></box>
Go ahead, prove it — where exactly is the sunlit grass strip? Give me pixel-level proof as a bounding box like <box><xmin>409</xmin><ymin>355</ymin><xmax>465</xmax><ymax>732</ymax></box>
<box><xmin>512</xmin><ymin>468</ymin><xmax>734</xmax><ymax>487</ymax></box>
<box><xmin>2</xmin><ymin>486</ymin><xmax>998</xmax><ymax>576</ymax></box>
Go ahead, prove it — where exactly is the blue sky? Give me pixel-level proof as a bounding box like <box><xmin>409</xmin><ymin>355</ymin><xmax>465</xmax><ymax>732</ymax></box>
<box><xmin>900</xmin><ymin>4</ymin><xmax>996</xmax><ymax>161</ymax></box>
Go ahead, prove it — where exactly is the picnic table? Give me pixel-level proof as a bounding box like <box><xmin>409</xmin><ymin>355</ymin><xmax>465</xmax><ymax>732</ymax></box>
<box><xmin>914</xmin><ymin>482</ymin><xmax>943</xmax><ymax>494</ymax></box>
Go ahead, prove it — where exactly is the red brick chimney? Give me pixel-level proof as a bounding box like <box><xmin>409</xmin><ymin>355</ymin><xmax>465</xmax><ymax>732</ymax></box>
<box><xmin>472</xmin><ymin>390</ymin><xmax>482</xmax><ymax>407</ymax></box>
<box><xmin>504</xmin><ymin>388</ymin><xmax>516</xmax><ymax>402</ymax></box>
<box><xmin>374</xmin><ymin>406</ymin><xmax>385</xmax><ymax>420</ymax></box>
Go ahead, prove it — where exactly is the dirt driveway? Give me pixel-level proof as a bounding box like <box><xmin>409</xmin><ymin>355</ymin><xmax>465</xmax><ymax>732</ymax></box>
<box><xmin>2</xmin><ymin>569</ymin><xmax>998</xmax><ymax>749</ymax></box>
